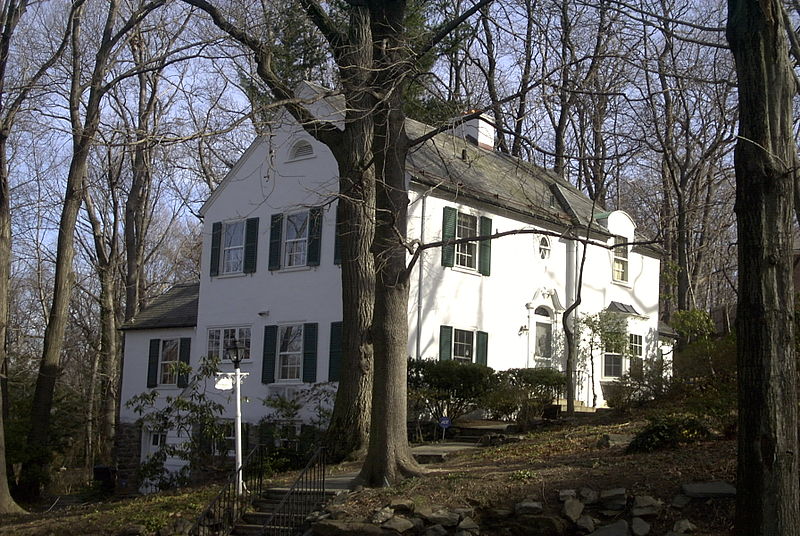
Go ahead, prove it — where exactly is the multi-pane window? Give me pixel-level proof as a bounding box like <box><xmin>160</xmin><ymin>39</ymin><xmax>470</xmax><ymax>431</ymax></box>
<box><xmin>629</xmin><ymin>333</ymin><xmax>643</xmax><ymax>377</ymax></box>
<box><xmin>284</xmin><ymin>212</ymin><xmax>309</xmax><ymax>267</ymax></box>
<box><xmin>222</xmin><ymin>221</ymin><xmax>245</xmax><ymax>274</ymax></box>
<box><xmin>207</xmin><ymin>327</ymin><xmax>251</xmax><ymax>361</ymax></box>
<box><xmin>629</xmin><ymin>334</ymin><xmax>643</xmax><ymax>357</ymax></box>
<box><xmin>612</xmin><ymin>235</ymin><xmax>629</xmax><ymax>282</ymax></box>
<box><xmin>278</xmin><ymin>325</ymin><xmax>303</xmax><ymax>380</ymax></box>
<box><xmin>453</xmin><ymin>329</ymin><xmax>474</xmax><ymax>362</ymax></box>
<box><xmin>455</xmin><ymin>212</ymin><xmax>478</xmax><ymax>269</ymax></box>
<box><xmin>539</xmin><ymin>237</ymin><xmax>551</xmax><ymax>260</ymax></box>
<box><xmin>603</xmin><ymin>337</ymin><xmax>624</xmax><ymax>378</ymax></box>
<box><xmin>159</xmin><ymin>339</ymin><xmax>180</xmax><ymax>385</ymax></box>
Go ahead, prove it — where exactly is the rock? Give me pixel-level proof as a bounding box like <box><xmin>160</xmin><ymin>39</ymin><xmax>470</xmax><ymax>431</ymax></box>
<box><xmin>306</xmin><ymin>511</ymin><xmax>331</xmax><ymax>523</ymax></box>
<box><xmin>673</xmin><ymin>519</ymin><xmax>697</xmax><ymax>533</ymax></box>
<box><xmin>453</xmin><ymin>507</ymin><xmax>474</xmax><ymax>518</ymax></box>
<box><xmin>633</xmin><ymin>495</ymin><xmax>660</xmax><ymax>508</ymax></box>
<box><xmin>311</xmin><ymin>520</ymin><xmax>387</xmax><ymax>535</ymax></box>
<box><xmin>327</xmin><ymin>505</ymin><xmax>349</xmax><ymax>520</ymax></box>
<box><xmin>383</xmin><ymin>516</ymin><xmax>415</xmax><ymax>533</ymax></box>
<box><xmin>681</xmin><ymin>481</ymin><xmax>736</xmax><ymax>498</ymax></box>
<box><xmin>426</xmin><ymin>509</ymin><xmax>460</xmax><ymax>527</ymax></box>
<box><xmin>599</xmin><ymin>510</ymin><xmax>622</xmax><ymax>518</ymax></box>
<box><xmin>596</xmin><ymin>434</ymin><xmax>634</xmax><ymax>449</ymax></box>
<box><xmin>458</xmin><ymin>516</ymin><xmax>480</xmax><ymax>531</ymax></box>
<box><xmin>563</xmin><ymin>498</ymin><xmax>585</xmax><ymax>523</ymax></box>
<box><xmin>371</xmin><ymin>506</ymin><xmax>395</xmax><ymax>524</ymax></box>
<box><xmin>157</xmin><ymin>518</ymin><xmax>192</xmax><ymax>536</ymax></box>
<box><xmin>600</xmin><ymin>488</ymin><xmax>626</xmax><ymax>500</ymax></box>
<box><xmin>671</xmin><ymin>494</ymin><xmax>691</xmax><ymax>509</ymax></box>
<box><xmin>559</xmin><ymin>488</ymin><xmax>577</xmax><ymax>501</ymax></box>
<box><xmin>116</xmin><ymin>526</ymin><xmax>148</xmax><ymax>536</ymax></box>
<box><xmin>425</xmin><ymin>525</ymin><xmax>449</xmax><ymax>536</ymax></box>
<box><xmin>410</xmin><ymin>518</ymin><xmax>425</xmax><ymax>531</ymax></box>
<box><xmin>579</xmin><ymin>487</ymin><xmax>599</xmax><ymax>504</ymax></box>
<box><xmin>576</xmin><ymin>515</ymin><xmax>595</xmax><ymax>532</ymax></box>
<box><xmin>489</xmin><ymin>508</ymin><xmax>512</xmax><ymax>518</ymax></box>
<box><xmin>631</xmin><ymin>506</ymin><xmax>659</xmax><ymax>517</ymax></box>
<box><xmin>588</xmin><ymin>520</ymin><xmax>629</xmax><ymax>536</ymax></box>
<box><xmin>631</xmin><ymin>517</ymin><xmax>650</xmax><ymax>536</ymax></box>
<box><xmin>390</xmin><ymin>498</ymin><xmax>415</xmax><ymax>514</ymax></box>
<box><xmin>515</xmin><ymin>500</ymin><xmax>544</xmax><ymax>515</ymax></box>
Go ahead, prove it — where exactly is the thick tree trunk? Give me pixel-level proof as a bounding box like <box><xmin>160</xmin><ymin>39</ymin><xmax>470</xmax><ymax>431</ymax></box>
<box><xmin>359</xmin><ymin>101</ymin><xmax>423</xmax><ymax>486</ymax></box>
<box><xmin>322</xmin><ymin>5</ymin><xmax>376</xmax><ymax>463</ymax></box>
<box><xmin>0</xmin><ymin>139</ymin><xmax>23</xmax><ymax>514</ymax></box>
<box><xmin>727</xmin><ymin>1</ymin><xmax>800</xmax><ymax>533</ymax></box>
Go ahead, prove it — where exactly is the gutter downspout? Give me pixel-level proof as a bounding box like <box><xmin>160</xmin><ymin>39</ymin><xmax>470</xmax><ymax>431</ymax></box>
<box><xmin>415</xmin><ymin>193</ymin><xmax>427</xmax><ymax>360</ymax></box>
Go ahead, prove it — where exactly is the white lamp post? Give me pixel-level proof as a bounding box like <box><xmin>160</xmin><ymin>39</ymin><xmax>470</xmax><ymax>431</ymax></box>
<box><xmin>221</xmin><ymin>339</ymin><xmax>247</xmax><ymax>496</ymax></box>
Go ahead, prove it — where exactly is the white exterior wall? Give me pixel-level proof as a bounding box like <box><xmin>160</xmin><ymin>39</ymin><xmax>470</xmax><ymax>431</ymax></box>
<box><xmin>120</xmin><ymin>118</ymin><xmax>664</xmax><ymax>455</ymax></box>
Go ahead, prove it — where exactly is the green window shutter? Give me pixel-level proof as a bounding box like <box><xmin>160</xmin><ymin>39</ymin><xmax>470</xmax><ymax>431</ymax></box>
<box><xmin>268</xmin><ymin>214</ymin><xmax>283</xmax><ymax>271</ymax></box>
<box><xmin>307</xmin><ymin>207</ymin><xmax>322</xmax><ymax>266</ymax></box>
<box><xmin>479</xmin><ymin>216</ymin><xmax>492</xmax><ymax>276</ymax></box>
<box><xmin>210</xmin><ymin>222</ymin><xmax>222</xmax><ymax>277</ymax></box>
<box><xmin>262</xmin><ymin>325</ymin><xmax>277</xmax><ymax>383</ymax></box>
<box><xmin>177</xmin><ymin>338</ymin><xmax>192</xmax><ymax>388</ymax></box>
<box><xmin>441</xmin><ymin>207</ymin><xmax>456</xmax><ymax>267</ymax></box>
<box><xmin>476</xmin><ymin>331</ymin><xmax>489</xmax><ymax>366</ymax></box>
<box><xmin>333</xmin><ymin>220</ymin><xmax>341</xmax><ymax>265</ymax></box>
<box><xmin>147</xmin><ymin>339</ymin><xmax>160</xmax><ymax>388</ymax></box>
<box><xmin>329</xmin><ymin>321</ymin><xmax>343</xmax><ymax>381</ymax></box>
<box><xmin>303</xmin><ymin>323</ymin><xmax>318</xmax><ymax>383</ymax></box>
<box><xmin>243</xmin><ymin>218</ymin><xmax>259</xmax><ymax>273</ymax></box>
<box><xmin>439</xmin><ymin>325</ymin><xmax>453</xmax><ymax>361</ymax></box>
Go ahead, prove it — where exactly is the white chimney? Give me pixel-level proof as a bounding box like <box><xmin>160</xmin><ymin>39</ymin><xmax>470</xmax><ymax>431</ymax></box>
<box><xmin>452</xmin><ymin>111</ymin><xmax>495</xmax><ymax>150</ymax></box>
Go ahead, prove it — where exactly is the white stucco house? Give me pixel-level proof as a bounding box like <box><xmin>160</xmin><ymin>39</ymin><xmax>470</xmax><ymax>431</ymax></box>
<box><xmin>116</xmin><ymin>82</ymin><xmax>670</xmax><ymax>487</ymax></box>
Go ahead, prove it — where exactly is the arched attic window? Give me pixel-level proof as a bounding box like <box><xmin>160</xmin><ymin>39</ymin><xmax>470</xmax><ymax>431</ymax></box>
<box><xmin>289</xmin><ymin>140</ymin><xmax>314</xmax><ymax>160</ymax></box>
<box><xmin>538</xmin><ymin>236</ymin><xmax>551</xmax><ymax>259</ymax></box>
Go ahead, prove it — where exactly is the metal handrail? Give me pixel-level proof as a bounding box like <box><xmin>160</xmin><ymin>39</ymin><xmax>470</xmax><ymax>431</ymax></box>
<box><xmin>260</xmin><ymin>447</ymin><xmax>327</xmax><ymax>536</ymax></box>
<box><xmin>190</xmin><ymin>445</ymin><xmax>268</xmax><ymax>536</ymax></box>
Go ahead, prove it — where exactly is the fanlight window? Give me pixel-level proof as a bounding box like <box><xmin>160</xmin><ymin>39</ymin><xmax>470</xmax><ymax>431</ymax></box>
<box><xmin>290</xmin><ymin>140</ymin><xmax>314</xmax><ymax>160</ymax></box>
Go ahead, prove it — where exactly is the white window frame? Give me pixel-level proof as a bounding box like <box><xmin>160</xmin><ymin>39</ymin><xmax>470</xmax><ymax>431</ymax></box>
<box><xmin>147</xmin><ymin>431</ymin><xmax>168</xmax><ymax>457</ymax></box>
<box><xmin>283</xmin><ymin>212</ymin><xmax>309</xmax><ymax>268</ymax></box>
<box><xmin>603</xmin><ymin>352</ymin><xmax>623</xmax><ymax>378</ymax></box>
<box><xmin>453</xmin><ymin>329</ymin><xmax>474</xmax><ymax>362</ymax></box>
<box><xmin>221</xmin><ymin>220</ymin><xmax>245</xmax><ymax>275</ymax></box>
<box><xmin>455</xmin><ymin>212</ymin><xmax>478</xmax><ymax>270</ymax></box>
<box><xmin>159</xmin><ymin>339</ymin><xmax>180</xmax><ymax>385</ymax></box>
<box><xmin>612</xmin><ymin>235</ymin><xmax>629</xmax><ymax>283</ymax></box>
<box><xmin>207</xmin><ymin>326</ymin><xmax>252</xmax><ymax>362</ymax></box>
<box><xmin>277</xmin><ymin>324</ymin><xmax>303</xmax><ymax>381</ymax></box>
<box><xmin>538</xmin><ymin>236</ymin><xmax>551</xmax><ymax>260</ymax></box>
<box><xmin>534</xmin><ymin>306</ymin><xmax>553</xmax><ymax>366</ymax></box>
<box><xmin>629</xmin><ymin>333</ymin><xmax>643</xmax><ymax>377</ymax></box>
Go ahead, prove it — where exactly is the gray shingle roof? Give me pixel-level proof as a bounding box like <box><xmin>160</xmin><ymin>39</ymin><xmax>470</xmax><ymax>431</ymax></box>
<box><xmin>121</xmin><ymin>283</ymin><xmax>199</xmax><ymax>331</ymax></box>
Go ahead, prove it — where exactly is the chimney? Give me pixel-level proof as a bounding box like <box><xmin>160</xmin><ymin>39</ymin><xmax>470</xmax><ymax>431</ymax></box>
<box><xmin>452</xmin><ymin>111</ymin><xmax>495</xmax><ymax>150</ymax></box>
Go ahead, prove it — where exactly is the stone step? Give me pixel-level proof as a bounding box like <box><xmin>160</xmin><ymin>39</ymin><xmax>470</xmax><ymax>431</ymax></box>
<box><xmin>232</xmin><ymin>522</ymin><xmax>299</xmax><ymax>535</ymax></box>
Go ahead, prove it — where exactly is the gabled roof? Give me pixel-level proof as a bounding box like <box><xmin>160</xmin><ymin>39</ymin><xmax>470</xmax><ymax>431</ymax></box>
<box><xmin>404</xmin><ymin>118</ymin><xmax>604</xmax><ymax>230</ymax></box>
<box><xmin>121</xmin><ymin>283</ymin><xmax>199</xmax><ymax>331</ymax></box>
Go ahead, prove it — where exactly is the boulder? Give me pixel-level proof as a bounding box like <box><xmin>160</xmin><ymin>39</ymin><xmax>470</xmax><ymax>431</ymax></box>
<box><xmin>671</xmin><ymin>494</ymin><xmax>691</xmax><ymax>509</ymax></box>
<box><xmin>576</xmin><ymin>515</ymin><xmax>595</xmax><ymax>532</ymax></box>
<box><xmin>383</xmin><ymin>516</ymin><xmax>415</xmax><ymax>533</ymax></box>
<box><xmin>458</xmin><ymin>516</ymin><xmax>480</xmax><ymax>531</ymax></box>
<box><xmin>424</xmin><ymin>525</ymin><xmax>449</xmax><ymax>536</ymax></box>
<box><xmin>563</xmin><ymin>498</ymin><xmax>585</xmax><ymax>523</ymax></box>
<box><xmin>681</xmin><ymin>481</ymin><xmax>736</xmax><ymax>499</ymax></box>
<box><xmin>371</xmin><ymin>507</ymin><xmax>395</xmax><ymax>524</ymax></box>
<box><xmin>673</xmin><ymin>519</ymin><xmax>697</xmax><ymax>533</ymax></box>
<box><xmin>559</xmin><ymin>489</ymin><xmax>577</xmax><ymax>501</ymax></box>
<box><xmin>631</xmin><ymin>517</ymin><xmax>650</xmax><ymax>536</ymax></box>
<box><xmin>515</xmin><ymin>500</ymin><xmax>544</xmax><ymax>515</ymax></box>
<box><xmin>579</xmin><ymin>487</ymin><xmax>599</xmax><ymax>505</ymax></box>
<box><xmin>426</xmin><ymin>509</ymin><xmax>460</xmax><ymax>527</ymax></box>
<box><xmin>390</xmin><ymin>498</ymin><xmax>415</xmax><ymax>515</ymax></box>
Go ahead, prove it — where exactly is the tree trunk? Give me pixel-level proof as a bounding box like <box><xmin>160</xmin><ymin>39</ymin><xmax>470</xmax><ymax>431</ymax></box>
<box><xmin>0</xmin><ymin>137</ymin><xmax>23</xmax><ymax>514</ymax></box>
<box><xmin>727</xmin><ymin>0</ymin><xmax>800</xmax><ymax>533</ymax></box>
<box><xmin>358</xmin><ymin>1</ymin><xmax>423</xmax><ymax>485</ymax></box>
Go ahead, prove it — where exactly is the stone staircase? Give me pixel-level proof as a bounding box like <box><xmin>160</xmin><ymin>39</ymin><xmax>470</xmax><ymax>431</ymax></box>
<box><xmin>555</xmin><ymin>398</ymin><xmax>598</xmax><ymax>413</ymax></box>
<box><xmin>232</xmin><ymin>488</ymin><xmax>337</xmax><ymax>535</ymax></box>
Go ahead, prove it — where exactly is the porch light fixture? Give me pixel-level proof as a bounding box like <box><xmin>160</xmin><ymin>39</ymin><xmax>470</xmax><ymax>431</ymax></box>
<box><xmin>214</xmin><ymin>338</ymin><xmax>249</xmax><ymax>496</ymax></box>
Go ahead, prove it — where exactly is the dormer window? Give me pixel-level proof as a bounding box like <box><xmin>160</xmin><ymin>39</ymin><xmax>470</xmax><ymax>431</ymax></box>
<box><xmin>289</xmin><ymin>140</ymin><xmax>314</xmax><ymax>160</ymax></box>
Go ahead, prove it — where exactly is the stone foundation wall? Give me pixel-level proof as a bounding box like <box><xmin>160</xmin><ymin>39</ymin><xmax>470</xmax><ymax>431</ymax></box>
<box><xmin>114</xmin><ymin>422</ymin><xmax>142</xmax><ymax>495</ymax></box>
